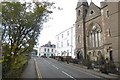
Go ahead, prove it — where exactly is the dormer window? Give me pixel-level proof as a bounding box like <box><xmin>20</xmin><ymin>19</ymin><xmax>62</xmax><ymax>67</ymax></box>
<box><xmin>78</xmin><ymin>10</ymin><xmax>80</xmax><ymax>16</ymax></box>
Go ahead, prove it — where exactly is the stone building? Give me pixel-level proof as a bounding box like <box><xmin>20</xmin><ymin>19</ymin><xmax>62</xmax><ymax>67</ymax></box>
<box><xmin>75</xmin><ymin>0</ymin><xmax>120</xmax><ymax>66</ymax></box>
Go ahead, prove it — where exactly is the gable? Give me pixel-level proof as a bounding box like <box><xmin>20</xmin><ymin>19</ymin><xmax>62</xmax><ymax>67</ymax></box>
<box><xmin>86</xmin><ymin>2</ymin><xmax>101</xmax><ymax>22</ymax></box>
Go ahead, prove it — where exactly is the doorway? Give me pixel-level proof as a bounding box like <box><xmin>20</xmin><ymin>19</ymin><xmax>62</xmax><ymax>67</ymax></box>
<box><xmin>77</xmin><ymin>52</ymin><xmax>80</xmax><ymax>59</ymax></box>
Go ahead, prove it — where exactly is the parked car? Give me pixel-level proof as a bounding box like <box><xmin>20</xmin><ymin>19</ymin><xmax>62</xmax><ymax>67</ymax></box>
<box><xmin>41</xmin><ymin>55</ymin><xmax>47</xmax><ymax>58</ymax></box>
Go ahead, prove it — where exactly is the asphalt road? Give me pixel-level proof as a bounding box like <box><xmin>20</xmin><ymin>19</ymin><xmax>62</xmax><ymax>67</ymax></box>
<box><xmin>35</xmin><ymin>57</ymin><xmax>106</xmax><ymax>80</ymax></box>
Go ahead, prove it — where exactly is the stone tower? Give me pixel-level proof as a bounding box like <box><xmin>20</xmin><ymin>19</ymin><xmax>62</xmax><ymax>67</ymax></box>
<box><xmin>75</xmin><ymin>0</ymin><xmax>89</xmax><ymax>60</ymax></box>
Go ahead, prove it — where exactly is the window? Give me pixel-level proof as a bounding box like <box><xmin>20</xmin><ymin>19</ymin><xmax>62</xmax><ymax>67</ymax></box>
<box><xmin>61</xmin><ymin>42</ymin><xmax>63</xmax><ymax>47</ymax></box>
<box><xmin>62</xmin><ymin>34</ymin><xmax>63</xmax><ymax>38</ymax></box>
<box><xmin>57</xmin><ymin>43</ymin><xmax>59</xmax><ymax>48</ymax></box>
<box><xmin>67</xmin><ymin>40</ymin><xmax>69</xmax><ymax>46</ymax></box>
<box><xmin>67</xmin><ymin>31</ymin><xmax>69</xmax><ymax>36</ymax></box>
<box><xmin>85</xmin><ymin>9</ymin><xmax>87</xmax><ymax>14</ymax></box>
<box><xmin>67</xmin><ymin>50</ymin><xmax>69</xmax><ymax>56</ymax></box>
<box><xmin>47</xmin><ymin>54</ymin><xmax>49</xmax><ymax>56</ymax></box>
<box><xmin>78</xmin><ymin>25</ymin><xmax>80</xmax><ymax>28</ymax></box>
<box><xmin>44</xmin><ymin>48</ymin><xmax>46</xmax><ymax>52</ymax></box>
<box><xmin>90</xmin><ymin>10</ymin><xmax>94</xmax><ymax>14</ymax></box>
<box><xmin>106</xmin><ymin>10</ymin><xmax>109</xmax><ymax>17</ymax></box>
<box><xmin>78</xmin><ymin>35</ymin><xmax>80</xmax><ymax>43</ymax></box>
<box><xmin>89</xmin><ymin>25</ymin><xmax>101</xmax><ymax>48</ymax></box>
<box><xmin>107</xmin><ymin>28</ymin><xmax>111</xmax><ymax>37</ymax></box>
<box><xmin>51</xmin><ymin>54</ymin><xmax>53</xmax><ymax>56</ymax></box>
<box><xmin>58</xmin><ymin>36</ymin><xmax>59</xmax><ymax>40</ymax></box>
<box><xmin>78</xmin><ymin>10</ymin><xmax>80</xmax><ymax>16</ymax></box>
<box><xmin>48</xmin><ymin>49</ymin><xmax>49</xmax><ymax>52</ymax></box>
<box><xmin>52</xmin><ymin>49</ymin><xmax>53</xmax><ymax>52</ymax></box>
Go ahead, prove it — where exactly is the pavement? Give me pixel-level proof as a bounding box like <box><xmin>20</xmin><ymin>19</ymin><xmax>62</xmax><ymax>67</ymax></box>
<box><xmin>21</xmin><ymin>58</ymin><xmax>37</xmax><ymax>80</ymax></box>
<box><xmin>69</xmin><ymin>63</ymin><xmax>119</xmax><ymax>79</ymax></box>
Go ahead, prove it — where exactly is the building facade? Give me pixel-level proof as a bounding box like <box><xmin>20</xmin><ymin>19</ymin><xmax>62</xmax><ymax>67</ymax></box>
<box><xmin>56</xmin><ymin>26</ymin><xmax>75</xmax><ymax>58</ymax></box>
<box><xmin>39</xmin><ymin>41</ymin><xmax>56</xmax><ymax>57</ymax></box>
<box><xmin>75</xmin><ymin>0</ymin><xmax>120</xmax><ymax>66</ymax></box>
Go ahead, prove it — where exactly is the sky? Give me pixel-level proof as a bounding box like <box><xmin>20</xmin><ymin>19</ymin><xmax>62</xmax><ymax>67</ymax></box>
<box><xmin>38</xmin><ymin>0</ymin><xmax>104</xmax><ymax>46</ymax></box>
<box><xmin>3</xmin><ymin>0</ymin><xmax>104</xmax><ymax>47</ymax></box>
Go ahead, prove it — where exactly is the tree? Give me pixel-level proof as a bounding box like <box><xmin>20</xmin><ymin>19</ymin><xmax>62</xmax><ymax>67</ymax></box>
<box><xmin>1</xmin><ymin>1</ymin><xmax>55</xmax><ymax>77</ymax></box>
<box><xmin>0</xmin><ymin>3</ymin><xmax>1</xmax><ymax>12</ymax></box>
<box><xmin>2</xmin><ymin>1</ymin><xmax>53</xmax><ymax>58</ymax></box>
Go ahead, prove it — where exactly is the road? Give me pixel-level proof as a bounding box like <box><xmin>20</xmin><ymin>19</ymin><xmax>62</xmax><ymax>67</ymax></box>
<box><xmin>35</xmin><ymin>57</ymin><xmax>105</xmax><ymax>80</ymax></box>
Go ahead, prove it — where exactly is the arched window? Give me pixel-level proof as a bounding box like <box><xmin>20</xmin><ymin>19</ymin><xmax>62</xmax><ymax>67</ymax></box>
<box><xmin>89</xmin><ymin>25</ymin><xmax>101</xmax><ymax>48</ymax></box>
<box><xmin>78</xmin><ymin>10</ymin><xmax>80</xmax><ymax>16</ymax></box>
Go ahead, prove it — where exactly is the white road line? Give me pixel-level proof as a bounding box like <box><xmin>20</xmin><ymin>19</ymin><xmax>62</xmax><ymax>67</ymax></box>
<box><xmin>47</xmin><ymin>61</ymin><xmax>50</xmax><ymax>64</ymax></box>
<box><xmin>44</xmin><ymin>59</ymin><xmax>50</xmax><ymax>64</ymax></box>
<box><xmin>68</xmin><ymin>64</ymin><xmax>101</xmax><ymax>78</ymax></box>
<box><xmin>62</xmin><ymin>71</ymin><xmax>76</xmax><ymax>80</ymax></box>
<box><xmin>52</xmin><ymin>65</ymin><xmax>59</xmax><ymax>69</ymax></box>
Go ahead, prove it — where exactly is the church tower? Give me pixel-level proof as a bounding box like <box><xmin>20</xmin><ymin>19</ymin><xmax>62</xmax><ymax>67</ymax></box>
<box><xmin>75</xmin><ymin>0</ymin><xmax>88</xmax><ymax>60</ymax></box>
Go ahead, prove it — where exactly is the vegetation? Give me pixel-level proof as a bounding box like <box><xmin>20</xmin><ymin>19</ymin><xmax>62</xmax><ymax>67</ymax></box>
<box><xmin>1</xmin><ymin>1</ymin><xmax>55</xmax><ymax>78</ymax></box>
<box><xmin>99</xmin><ymin>54</ymin><xmax>105</xmax><ymax>65</ymax></box>
<box><xmin>86</xmin><ymin>54</ymin><xmax>92</xmax><ymax>69</ymax></box>
<box><xmin>0</xmin><ymin>3</ymin><xmax>1</xmax><ymax>12</ymax></box>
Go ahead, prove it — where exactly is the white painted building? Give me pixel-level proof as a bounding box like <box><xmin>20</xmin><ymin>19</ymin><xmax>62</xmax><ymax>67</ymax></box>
<box><xmin>56</xmin><ymin>25</ymin><xmax>76</xmax><ymax>58</ymax></box>
<box><xmin>39</xmin><ymin>41</ymin><xmax>56</xmax><ymax>57</ymax></box>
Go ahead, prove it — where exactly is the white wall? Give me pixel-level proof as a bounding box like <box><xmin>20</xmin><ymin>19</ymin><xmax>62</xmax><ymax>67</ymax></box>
<box><xmin>56</xmin><ymin>26</ymin><xmax>76</xmax><ymax>58</ymax></box>
<box><xmin>39</xmin><ymin>46</ymin><xmax>56</xmax><ymax>57</ymax></box>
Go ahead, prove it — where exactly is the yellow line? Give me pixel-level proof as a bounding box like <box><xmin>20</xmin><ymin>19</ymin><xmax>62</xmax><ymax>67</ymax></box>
<box><xmin>34</xmin><ymin>58</ymin><xmax>42</xmax><ymax>80</ymax></box>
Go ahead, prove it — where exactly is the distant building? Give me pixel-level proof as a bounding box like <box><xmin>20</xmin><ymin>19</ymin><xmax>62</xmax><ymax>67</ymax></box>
<box><xmin>56</xmin><ymin>26</ymin><xmax>75</xmax><ymax>58</ymax></box>
<box><xmin>39</xmin><ymin>41</ymin><xmax>56</xmax><ymax>57</ymax></box>
<box><xmin>30</xmin><ymin>49</ymin><xmax>38</xmax><ymax>57</ymax></box>
<box><xmin>75</xmin><ymin>0</ymin><xmax>120</xmax><ymax>66</ymax></box>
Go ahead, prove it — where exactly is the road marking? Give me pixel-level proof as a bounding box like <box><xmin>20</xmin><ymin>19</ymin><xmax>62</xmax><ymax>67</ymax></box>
<box><xmin>62</xmin><ymin>71</ymin><xmax>76</xmax><ymax>80</ymax></box>
<box><xmin>44</xmin><ymin>59</ymin><xmax>51</xmax><ymax>64</ymax></box>
<box><xmin>52</xmin><ymin>65</ymin><xmax>59</xmax><ymax>69</ymax></box>
<box><xmin>66</xmin><ymin>64</ymin><xmax>101</xmax><ymax>78</ymax></box>
<box><xmin>34</xmin><ymin>58</ymin><xmax>42</xmax><ymax>79</ymax></box>
<box><xmin>47</xmin><ymin>61</ymin><xmax>50</xmax><ymax>64</ymax></box>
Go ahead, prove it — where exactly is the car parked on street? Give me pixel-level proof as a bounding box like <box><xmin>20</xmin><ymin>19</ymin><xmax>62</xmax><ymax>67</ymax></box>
<box><xmin>41</xmin><ymin>55</ymin><xmax>47</xmax><ymax>58</ymax></box>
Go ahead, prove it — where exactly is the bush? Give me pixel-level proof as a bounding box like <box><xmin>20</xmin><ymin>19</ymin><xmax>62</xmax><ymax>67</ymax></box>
<box><xmin>70</xmin><ymin>59</ymin><xmax>79</xmax><ymax>64</ymax></box>
<box><xmin>3</xmin><ymin>54</ymin><xmax>28</xmax><ymax>78</ymax></box>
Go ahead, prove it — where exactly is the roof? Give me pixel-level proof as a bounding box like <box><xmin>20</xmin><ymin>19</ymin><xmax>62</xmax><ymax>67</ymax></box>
<box><xmin>41</xmin><ymin>43</ymin><xmax>56</xmax><ymax>48</ymax></box>
<box><xmin>76</xmin><ymin>0</ymin><xmax>88</xmax><ymax>9</ymax></box>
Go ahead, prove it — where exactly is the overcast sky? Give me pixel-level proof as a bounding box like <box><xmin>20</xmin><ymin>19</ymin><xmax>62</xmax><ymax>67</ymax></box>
<box><xmin>38</xmin><ymin>0</ymin><xmax>104</xmax><ymax>46</ymax></box>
